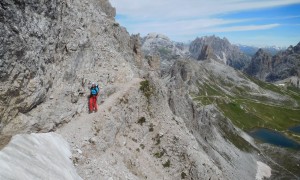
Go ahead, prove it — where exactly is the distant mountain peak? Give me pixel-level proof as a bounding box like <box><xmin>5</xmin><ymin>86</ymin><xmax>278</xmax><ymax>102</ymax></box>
<box><xmin>245</xmin><ymin>41</ymin><xmax>300</xmax><ymax>82</ymax></box>
<box><xmin>145</xmin><ymin>33</ymin><xmax>170</xmax><ymax>41</ymax></box>
<box><xmin>189</xmin><ymin>35</ymin><xmax>251</xmax><ymax>70</ymax></box>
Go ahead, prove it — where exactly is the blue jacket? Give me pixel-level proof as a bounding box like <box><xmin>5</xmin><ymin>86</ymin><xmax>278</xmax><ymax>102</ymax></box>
<box><xmin>91</xmin><ymin>86</ymin><xmax>99</xmax><ymax>96</ymax></box>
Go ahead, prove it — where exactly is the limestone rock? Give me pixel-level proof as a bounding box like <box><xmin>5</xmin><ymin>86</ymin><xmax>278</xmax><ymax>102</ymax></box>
<box><xmin>145</xmin><ymin>54</ymin><xmax>160</xmax><ymax>73</ymax></box>
<box><xmin>0</xmin><ymin>0</ymin><xmax>136</xmax><ymax>135</ymax></box>
<box><xmin>189</xmin><ymin>35</ymin><xmax>251</xmax><ymax>70</ymax></box>
<box><xmin>244</xmin><ymin>49</ymin><xmax>273</xmax><ymax>80</ymax></box>
<box><xmin>245</xmin><ymin>42</ymin><xmax>300</xmax><ymax>82</ymax></box>
<box><xmin>141</xmin><ymin>33</ymin><xmax>190</xmax><ymax>75</ymax></box>
<box><xmin>197</xmin><ymin>45</ymin><xmax>214</xmax><ymax>60</ymax></box>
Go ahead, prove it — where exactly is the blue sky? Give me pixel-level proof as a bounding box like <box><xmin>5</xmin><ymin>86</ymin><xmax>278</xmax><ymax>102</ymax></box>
<box><xmin>109</xmin><ymin>0</ymin><xmax>300</xmax><ymax>47</ymax></box>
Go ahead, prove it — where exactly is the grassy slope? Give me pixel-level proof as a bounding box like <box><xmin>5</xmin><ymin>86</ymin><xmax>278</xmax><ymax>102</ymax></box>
<box><xmin>192</xmin><ymin>71</ymin><xmax>300</xmax><ymax>143</ymax></box>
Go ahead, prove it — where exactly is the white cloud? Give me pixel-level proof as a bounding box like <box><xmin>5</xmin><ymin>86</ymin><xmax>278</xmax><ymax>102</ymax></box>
<box><xmin>206</xmin><ymin>24</ymin><xmax>280</xmax><ymax>32</ymax></box>
<box><xmin>126</xmin><ymin>19</ymin><xmax>280</xmax><ymax>40</ymax></box>
<box><xmin>109</xmin><ymin>0</ymin><xmax>300</xmax><ymax>20</ymax></box>
<box><xmin>108</xmin><ymin>0</ymin><xmax>300</xmax><ymax>45</ymax></box>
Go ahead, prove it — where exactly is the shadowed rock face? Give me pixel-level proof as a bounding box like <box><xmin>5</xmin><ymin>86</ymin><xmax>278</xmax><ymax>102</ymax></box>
<box><xmin>245</xmin><ymin>42</ymin><xmax>300</xmax><ymax>82</ymax></box>
<box><xmin>197</xmin><ymin>45</ymin><xmax>214</xmax><ymax>60</ymax></box>
<box><xmin>0</xmin><ymin>0</ymin><xmax>63</xmax><ymax>129</ymax></box>
<box><xmin>245</xmin><ymin>49</ymin><xmax>273</xmax><ymax>80</ymax></box>
<box><xmin>189</xmin><ymin>35</ymin><xmax>251</xmax><ymax>70</ymax></box>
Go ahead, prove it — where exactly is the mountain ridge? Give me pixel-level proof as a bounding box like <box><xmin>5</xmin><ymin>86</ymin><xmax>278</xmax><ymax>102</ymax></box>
<box><xmin>0</xmin><ymin>1</ymin><xmax>300</xmax><ymax>179</ymax></box>
<box><xmin>245</xmin><ymin>42</ymin><xmax>300</xmax><ymax>82</ymax></box>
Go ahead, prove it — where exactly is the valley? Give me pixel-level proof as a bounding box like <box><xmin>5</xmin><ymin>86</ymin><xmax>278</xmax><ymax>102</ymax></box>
<box><xmin>0</xmin><ymin>0</ymin><xmax>300</xmax><ymax>179</ymax></box>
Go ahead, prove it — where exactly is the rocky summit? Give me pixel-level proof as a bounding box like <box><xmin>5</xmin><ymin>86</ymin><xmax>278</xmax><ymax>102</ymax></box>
<box><xmin>0</xmin><ymin>0</ymin><xmax>300</xmax><ymax>180</ymax></box>
<box><xmin>189</xmin><ymin>35</ymin><xmax>251</xmax><ymax>70</ymax></box>
<box><xmin>141</xmin><ymin>33</ymin><xmax>190</xmax><ymax>75</ymax></box>
<box><xmin>245</xmin><ymin>42</ymin><xmax>300</xmax><ymax>82</ymax></box>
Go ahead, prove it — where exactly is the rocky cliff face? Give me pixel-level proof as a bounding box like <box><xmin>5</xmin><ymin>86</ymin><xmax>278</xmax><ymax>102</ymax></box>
<box><xmin>245</xmin><ymin>42</ymin><xmax>300</xmax><ymax>82</ymax></box>
<box><xmin>141</xmin><ymin>33</ymin><xmax>190</xmax><ymax>75</ymax></box>
<box><xmin>245</xmin><ymin>49</ymin><xmax>273</xmax><ymax>80</ymax></box>
<box><xmin>0</xmin><ymin>0</ymin><xmax>138</xmax><ymax>135</ymax></box>
<box><xmin>189</xmin><ymin>35</ymin><xmax>251</xmax><ymax>70</ymax></box>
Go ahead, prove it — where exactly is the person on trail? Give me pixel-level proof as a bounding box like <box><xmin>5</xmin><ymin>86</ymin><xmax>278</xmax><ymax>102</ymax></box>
<box><xmin>89</xmin><ymin>82</ymin><xmax>99</xmax><ymax>113</ymax></box>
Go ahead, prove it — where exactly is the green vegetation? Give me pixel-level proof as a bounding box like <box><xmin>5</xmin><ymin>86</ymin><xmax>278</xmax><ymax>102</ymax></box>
<box><xmin>218</xmin><ymin>100</ymin><xmax>300</xmax><ymax>131</ymax></box>
<box><xmin>137</xmin><ymin>117</ymin><xmax>146</xmax><ymax>126</ymax></box>
<box><xmin>219</xmin><ymin>121</ymin><xmax>256</xmax><ymax>152</ymax></box>
<box><xmin>152</xmin><ymin>134</ymin><xmax>161</xmax><ymax>145</ymax></box>
<box><xmin>153</xmin><ymin>150</ymin><xmax>164</xmax><ymax>158</ymax></box>
<box><xmin>158</xmin><ymin>47</ymin><xmax>172</xmax><ymax>56</ymax></box>
<box><xmin>246</xmin><ymin>75</ymin><xmax>284</xmax><ymax>95</ymax></box>
<box><xmin>262</xmin><ymin>146</ymin><xmax>300</xmax><ymax>178</ymax></box>
<box><xmin>149</xmin><ymin>123</ymin><xmax>154</xmax><ymax>132</ymax></box>
<box><xmin>162</xmin><ymin>159</ymin><xmax>171</xmax><ymax>168</ymax></box>
<box><xmin>192</xmin><ymin>72</ymin><xmax>300</xmax><ymax>144</ymax></box>
<box><xmin>181</xmin><ymin>172</ymin><xmax>187</xmax><ymax>179</ymax></box>
<box><xmin>140</xmin><ymin>80</ymin><xmax>154</xmax><ymax>103</ymax></box>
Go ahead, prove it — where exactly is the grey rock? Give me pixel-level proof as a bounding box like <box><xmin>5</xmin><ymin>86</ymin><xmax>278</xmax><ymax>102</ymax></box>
<box><xmin>141</xmin><ymin>33</ymin><xmax>190</xmax><ymax>75</ymax></box>
<box><xmin>197</xmin><ymin>45</ymin><xmax>214</xmax><ymax>60</ymax></box>
<box><xmin>0</xmin><ymin>0</ymin><xmax>135</xmax><ymax>135</ymax></box>
<box><xmin>71</xmin><ymin>93</ymin><xmax>79</xmax><ymax>104</ymax></box>
<box><xmin>245</xmin><ymin>42</ymin><xmax>300</xmax><ymax>82</ymax></box>
<box><xmin>145</xmin><ymin>54</ymin><xmax>160</xmax><ymax>73</ymax></box>
<box><xmin>89</xmin><ymin>137</ymin><xmax>97</xmax><ymax>144</ymax></box>
<box><xmin>189</xmin><ymin>35</ymin><xmax>251</xmax><ymax>70</ymax></box>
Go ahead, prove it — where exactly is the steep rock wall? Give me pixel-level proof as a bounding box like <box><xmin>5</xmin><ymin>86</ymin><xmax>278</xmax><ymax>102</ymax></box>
<box><xmin>245</xmin><ymin>43</ymin><xmax>300</xmax><ymax>82</ymax></box>
<box><xmin>0</xmin><ymin>0</ymin><xmax>138</xmax><ymax>135</ymax></box>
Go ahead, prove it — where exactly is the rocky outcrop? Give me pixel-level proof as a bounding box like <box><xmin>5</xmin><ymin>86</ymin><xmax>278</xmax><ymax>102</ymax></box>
<box><xmin>189</xmin><ymin>35</ymin><xmax>251</xmax><ymax>69</ymax></box>
<box><xmin>245</xmin><ymin>42</ymin><xmax>300</xmax><ymax>82</ymax></box>
<box><xmin>0</xmin><ymin>0</ymin><xmax>138</xmax><ymax>135</ymax></box>
<box><xmin>0</xmin><ymin>0</ymin><xmax>62</xmax><ymax>130</ymax></box>
<box><xmin>141</xmin><ymin>33</ymin><xmax>190</xmax><ymax>75</ymax></box>
<box><xmin>245</xmin><ymin>49</ymin><xmax>273</xmax><ymax>80</ymax></box>
<box><xmin>167</xmin><ymin>59</ymin><xmax>261</xmax><ymax>180</ymax></box>
<box><xmin>141</xmin><ymin>33</ymin><xmax>189</xmax><ymax>59</ymax></box>
<box><xmin>145</xmin><ymin>53</ymin><xmax>160</xmax><ymax>73</ymax></box>
<box><xmin>197</xmin><ymin>45</ymin><xmax>215</xmax><ymax>60</ymax></box>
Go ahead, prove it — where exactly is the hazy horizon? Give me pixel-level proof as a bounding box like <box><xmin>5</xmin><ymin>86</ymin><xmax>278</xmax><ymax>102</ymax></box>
<box><xmin>109</xmin><ymin>0</ymin><xmax>300</xmax><ymax>47</ymax></box>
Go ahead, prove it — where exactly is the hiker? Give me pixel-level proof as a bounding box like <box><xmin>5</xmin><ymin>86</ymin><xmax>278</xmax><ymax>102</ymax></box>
<box><xmin>89</xmin><ymin>82</ymin><xmax>99</xmax><ymax>113</ymax></box>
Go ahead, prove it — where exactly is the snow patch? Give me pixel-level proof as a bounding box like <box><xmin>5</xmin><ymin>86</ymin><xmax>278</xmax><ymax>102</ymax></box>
<box><xmin>256</xmin><ymin>161</ymin><xmax>271</xmax><ymax>180</ymax></box>
<box><xmin>0</xmin><ymin>133</ymin><xmax>82</xmax><ymax>180</ymax></box>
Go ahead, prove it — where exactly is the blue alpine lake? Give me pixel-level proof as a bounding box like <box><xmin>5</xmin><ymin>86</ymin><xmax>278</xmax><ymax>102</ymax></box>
<box><xmin>289</xmin><ymin>125</ymin><xmax>300</xmax><ymax>134</ymax></box>
<box><xmin>249</xmin><ymin>128</ymin><xmax>300</xmax><ymax>150</ymax></box>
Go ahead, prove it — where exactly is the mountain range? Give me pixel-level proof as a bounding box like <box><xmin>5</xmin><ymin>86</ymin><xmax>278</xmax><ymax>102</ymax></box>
<box><xmin>245</xmin><ymin>43</ymin><xmax>300</xmax><ymax>82</ymax></box>
<box><xmin>141</xmin><ymin>33</ymin><xmax>300</xmax><ymax>84</ymax></box>
<box><xmin>0</xmin><ymin>1</ymin><xmax>300</xmax><ymax>180</ymax></box>
<box><xmin>237</xmin><ymin>44</ymin><xmax>286</xmax><ymax>57</ymax></box>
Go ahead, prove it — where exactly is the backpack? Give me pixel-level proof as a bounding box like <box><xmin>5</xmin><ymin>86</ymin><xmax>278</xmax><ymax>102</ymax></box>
<box><xmin>91</xmin><ymin>86</ymin><xmax>99</xmax><ymax>95</ymax></box>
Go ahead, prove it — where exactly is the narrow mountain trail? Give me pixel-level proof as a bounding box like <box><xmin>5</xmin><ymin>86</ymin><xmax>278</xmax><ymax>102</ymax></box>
<box><xmin>55</xmin><ymin>78</ymin><xmax>142</xmax><ymax>156</ymax></box>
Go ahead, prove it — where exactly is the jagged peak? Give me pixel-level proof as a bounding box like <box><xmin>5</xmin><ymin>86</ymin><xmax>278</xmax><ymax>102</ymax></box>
<box><xmin>254</xmin><ymin>48</ymin><xmax>271</xmax><ymax>57</ymax></box>
<box><xmin>144</xmin><ymin>33</ymin><xmax>170</xmax><ymax>41</ymax></box>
